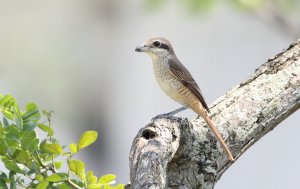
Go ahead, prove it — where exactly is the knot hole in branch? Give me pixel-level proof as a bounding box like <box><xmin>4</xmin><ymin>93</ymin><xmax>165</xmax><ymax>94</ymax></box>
<box><xmin>142</xmin><ymin>127</ymin><xmax>157</xmax><ymax>140</ymax></box>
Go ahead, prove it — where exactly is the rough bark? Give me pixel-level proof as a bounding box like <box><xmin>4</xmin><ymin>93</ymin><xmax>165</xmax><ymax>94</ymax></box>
<box><xmin>128</xmin><ymin>39</ymin><xmax>300</xmax><ymax>189</ymax></box>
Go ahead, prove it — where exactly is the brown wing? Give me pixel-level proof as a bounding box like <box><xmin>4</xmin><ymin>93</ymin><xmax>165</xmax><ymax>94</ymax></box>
<box><xmin>168</xmin><ymin>58</ymin><xmax>210</xmax><ymax>113</ymax></box>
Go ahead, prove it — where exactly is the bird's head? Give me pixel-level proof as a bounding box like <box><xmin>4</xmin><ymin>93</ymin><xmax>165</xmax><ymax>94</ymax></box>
<box><xmin>135</xmin><ymin>37</ymin><xmax>174</xmax><ymax>60</ymax></box>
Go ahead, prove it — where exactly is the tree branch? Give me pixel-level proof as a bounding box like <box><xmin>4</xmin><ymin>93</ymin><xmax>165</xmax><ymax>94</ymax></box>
<box><xmin>128</xmin><ymin>39</ymin><xmax>300</xmax><ymax>189</ymax></box>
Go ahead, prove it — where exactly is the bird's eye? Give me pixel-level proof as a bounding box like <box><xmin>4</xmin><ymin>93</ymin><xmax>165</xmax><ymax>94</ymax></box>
<box><xmin>153</xmin><ymin>41</ymin><xmax>161</xmax><ymax>47</ymax></box>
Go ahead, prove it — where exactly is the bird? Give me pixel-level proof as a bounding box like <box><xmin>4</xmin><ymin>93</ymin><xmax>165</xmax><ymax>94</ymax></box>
<box><xmin>135</xmin><ymin>37</ymin><xmax>234</xmax><ymax>161</ymax></box>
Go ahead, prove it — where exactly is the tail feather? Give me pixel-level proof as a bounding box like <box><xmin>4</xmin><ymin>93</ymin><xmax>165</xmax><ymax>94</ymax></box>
<box><xmin>190</xmin><ymin>101</ymin><xmax>234</xmax><ymax>161</ymax></box>
<box><xmin>202</xmin><ymin>113</ymin><xmax>234</xmax><ymax>161</ymax></box>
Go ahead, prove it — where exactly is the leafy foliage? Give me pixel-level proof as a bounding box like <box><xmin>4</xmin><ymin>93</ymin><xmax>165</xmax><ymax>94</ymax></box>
<box><xmin>0</xmin><ymin>94</ymin><xmax>124</xmax><ymax>189</ymax></box>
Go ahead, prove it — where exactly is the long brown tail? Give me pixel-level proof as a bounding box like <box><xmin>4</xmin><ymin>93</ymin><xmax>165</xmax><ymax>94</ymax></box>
<box><xmin>202</xmin><ymin>114</ymin><xmax>234</xmax><ymax>161</ymax></box>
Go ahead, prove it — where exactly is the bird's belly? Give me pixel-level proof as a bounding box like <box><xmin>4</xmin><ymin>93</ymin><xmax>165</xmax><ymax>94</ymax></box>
<box><xmin>155</xmin><ymin>74</ymin><xmax>192</xmax><ymax>106</ymax></box>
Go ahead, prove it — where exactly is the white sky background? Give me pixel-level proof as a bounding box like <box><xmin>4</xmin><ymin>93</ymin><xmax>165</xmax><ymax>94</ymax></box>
<box><xmin>0</xmin><ymin>1</ymin><xmax>299</xmax><ymax>188</ymax></box>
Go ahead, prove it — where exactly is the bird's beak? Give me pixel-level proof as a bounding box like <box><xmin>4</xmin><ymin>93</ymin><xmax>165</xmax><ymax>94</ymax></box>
<box><xmin>135</xmin><ymin>45</ymin><xmax>150</xmax><ymax>52</ymax></box>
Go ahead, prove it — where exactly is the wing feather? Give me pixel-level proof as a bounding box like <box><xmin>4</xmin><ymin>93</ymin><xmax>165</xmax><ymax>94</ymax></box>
<box><xmin>168</xmin><ymin>58</ymin><xmax>210</xmax><ymax>112</ymax></box>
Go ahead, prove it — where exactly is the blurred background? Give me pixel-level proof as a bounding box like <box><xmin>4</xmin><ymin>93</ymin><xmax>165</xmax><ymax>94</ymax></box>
<box><xmin>0</xmin><ymin>0</ymin><xmax>299</xmax><ymax>188</ymax></box>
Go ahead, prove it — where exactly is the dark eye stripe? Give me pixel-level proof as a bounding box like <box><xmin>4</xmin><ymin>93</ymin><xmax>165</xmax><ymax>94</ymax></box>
<box><xmin>160</xmin><ymin>43</ymin><xmax>169</xmax><ymax>50</ymax></box>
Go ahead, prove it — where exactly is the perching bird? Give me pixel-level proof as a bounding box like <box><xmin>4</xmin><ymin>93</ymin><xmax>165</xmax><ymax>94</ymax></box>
<box><xmin>135</xmin><ymin>37</ymin><xmax>234</xmax><ymax>161</ymax></box>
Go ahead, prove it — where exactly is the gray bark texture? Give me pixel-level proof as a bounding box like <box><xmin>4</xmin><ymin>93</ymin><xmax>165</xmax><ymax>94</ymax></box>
<box><xmin>127</xmin><ymin>39</ymin><xmax>300</xmax><ymax>189</ymax></box>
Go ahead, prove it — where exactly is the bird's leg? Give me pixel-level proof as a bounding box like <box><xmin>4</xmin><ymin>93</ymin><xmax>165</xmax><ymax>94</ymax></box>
<box><xmin>165</xmin><ymin>106</ymin><xmax>187</xmax><ymax>116</ymax></box>
<box><xmin>152</xmin><ymin>106</ymin><xmax>187</xmax><ymax>120</ymax></box>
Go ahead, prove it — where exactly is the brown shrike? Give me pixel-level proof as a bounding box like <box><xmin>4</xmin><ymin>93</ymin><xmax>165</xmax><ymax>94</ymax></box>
<box><xmin>135</xmin><ymin>37</ymin><xmax>234</xmax><ymax>161</ymax></box>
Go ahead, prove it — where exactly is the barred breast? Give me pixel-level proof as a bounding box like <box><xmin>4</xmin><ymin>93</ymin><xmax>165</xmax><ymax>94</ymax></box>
<box><xmin>152</xmin><ymin>59</ymin><xmax>195</xmax><ymax>107</ymax></box>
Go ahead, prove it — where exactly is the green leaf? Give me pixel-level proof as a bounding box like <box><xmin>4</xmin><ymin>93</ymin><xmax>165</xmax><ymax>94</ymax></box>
<box><xmin>22</xmin><ymin>109</ymin><xmax>39</xmax><ymax>121</ymax></box>
<box><xmin>45</xmin><ymin>173</ymin><xmax>66</xmax><ymax>182</ymax></box>
<box><xmin>87</xmin><ymin>183</ymin><xmax>101</xmax><ymax>189</ymax></box>
<box><xmin>86</xmin><ymin>171</ymin><xmax>97</xmax><ymax>185</ymax></box>
<box><xmin>12</xmin><ymin>101</ymin><xmax>21</xmax><ymax>116</ymax></box>
<box><xmin>77</xmin><ymin>131</ymin><xmax>98</xmax><ymax>150</ymax></box>
<box><xmin>3</xmin><ymin>110</ymin><xmax>14</xmax><ymax>120</ymax></box>
<box><xmin>0</xmin><ymin>138</ymin><xmax>8</xmax><ymax>155</ymax></box>
<box><xmin>14</xmin><ymin>114</ymin><xmax>23</xmax><ymax>129</ymax></box>
<box><xmin>37</xmin><ymin>123</ymin><xmax>54</xmax><ymax>136</ymax></box>
<box><xmin>1</xmin><ymin>157</ymin><xmax>22</xmax><ymax>173</ymax></box>
<box><xmin>70</xmin><ymin>179</ymin><xmax>85</xmax><ymax>187</ymax></box>
<box><xmin>42</xmin><ymin>110</ymin><xmax>48</xmax><ymax>116</ymax></box>
<box><xmin>0</xmin><ymin>172</ymin><xmax>8</xmax><ymax>180</ymax></box>
<box><xmin>21</xmin><ymin>103</ymin><xmax>40</xmax><ymax>124</ymax></box>
<box><xmin>35</xmin><ymin>181</ymin><xmax>49</xmax><ymax>189</ymax></box>
<box><xmin>27</xmin><ymin>161</ymin><xmax>40</xmax><ymax>175</ymax></box>
<box><xmin>0</xmin><ymin>172</ymin><xmax>8</xmax><ymax>189</ymax></box>
<box><xmin>35</xmin><ymin>175</ymin><xmax>44</xmax><ymax>181</ymax></box>
<box><xmin>55</xmin><ymin>183</ymin><xmax>72</xmax><ymax>189</ymax></box>
<box><xmin>26</xmin><ymin>102</ymin><xmax>38</xmax><ymax>111</ymax></box>
<box><xmin>3</xmin><ymin>98</ymin><xmax>15</xmax><ymax>109</ymax></box>
<box><xmin>4</xmin><ymin>125</ymin><xmax>21</xmax><ymax>148</ymax></box>
<box><xmin>9</xmin><ymin>171</ymin><xmax>16</xmax><ymax>189</ymax></box>
<box><xmin>0</xmin><ymin>94</ymin><xmax>12</xmax><ymax>106</ymax></box>
<box><xmin>0</xmin><ymin>180</ymin><xmax>8</xmax><ymax>189</ymax></box>
<box><xmin>40</xmin><ymin>142</ymin><xmax>63</xmax><ymax>154</ymax></box>
<box><xmin>21</xmin><ymin>131</ymin><xmax>39</xmax><ymax>152</ymax></box>
<box><xmin>23</xmin><ymin>120</ymin><xmax>38</xmax><ymax>131</ymax></box>
<box><xmin>67</xmin><ymin>159</ymin><xmax>86</xmax><ymax>181</ymax></box>
<box><xmin>0</xmin><ymin>96</ymin><xmax>16</xmax><ymax>121</ymax></box>
<box><xmin>13</xmin><ymin>150</ymin><xmax>31</xmax><ymax>165</ymax></box>
<box><xmin>69</xmin><ymin>143</ymin><xmax>78</xmax><ymax>154</ymax></box>
<box><xmin>98</xmin><ymin>174</ymin><xmax>116</xmax><ymax>185</ymax></box>
<box><xmin>54</xmin><ymin>161</ymin><xmax>63</xmax><ymax>170</ymax></box>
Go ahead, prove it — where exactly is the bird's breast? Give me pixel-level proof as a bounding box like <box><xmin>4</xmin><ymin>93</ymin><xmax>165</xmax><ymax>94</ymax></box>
<box><xmin>152</xmin><ymin>60</ymin><xmax>193</xmax><ymax>106</ymax></box>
